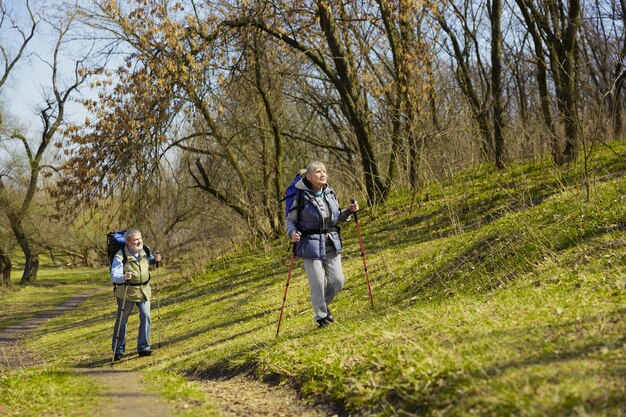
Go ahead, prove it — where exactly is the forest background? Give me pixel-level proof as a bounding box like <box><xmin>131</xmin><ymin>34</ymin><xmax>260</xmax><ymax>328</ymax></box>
<box><xmin>0</xmin><ymin>0</ymin><xmax>624</xmax><ymax>285</ymax></box>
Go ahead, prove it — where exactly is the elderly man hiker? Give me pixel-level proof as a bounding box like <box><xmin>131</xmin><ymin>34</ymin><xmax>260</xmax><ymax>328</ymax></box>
<box><xmin>111</xmin><ymin>228</ymin><xmax>162</xmax><ymax>361</ymax></box>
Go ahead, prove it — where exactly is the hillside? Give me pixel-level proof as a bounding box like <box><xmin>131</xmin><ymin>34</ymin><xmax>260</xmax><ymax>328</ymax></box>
<box><xmin>3</xmin><ymin>143</ymin><xmax>626</xmax><ymax>416</ymax></box>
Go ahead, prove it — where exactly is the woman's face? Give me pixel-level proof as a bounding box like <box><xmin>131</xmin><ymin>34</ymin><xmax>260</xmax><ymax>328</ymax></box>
<box><xmin>307</xmin><ymin>166</ymin><xmax>327</xmax><ymax>190</ymax></box>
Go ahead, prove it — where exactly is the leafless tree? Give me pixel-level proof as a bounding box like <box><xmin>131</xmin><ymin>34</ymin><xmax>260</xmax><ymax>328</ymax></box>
<box><xmin>0</xmin><ymin>7</ymin><xmax>90</xmax><ymax>284</ymax></box>
<box><xmin>433</xmin><ymin>1</ymin><xmax>497</xmax><ymax>163</ymax></box>
<box><xmin>0</xmin><ymin>0</ymin><xmax>37</xmax><ymax>286</ymax></box>
<box><xmin>515</xmin><ymin>0</ymin><xmax>582</xmax><ymax>163</ymax></box>
<box><xmin>579</xmin><ymin>0</ymin><xmax>626</xmax><ymax>138</ymax></box>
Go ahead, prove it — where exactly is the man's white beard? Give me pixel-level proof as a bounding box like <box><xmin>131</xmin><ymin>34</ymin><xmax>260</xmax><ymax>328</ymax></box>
<box><xmin>130</xmin><ymin>243</ymin><xmax>143</xmax><ymax>252</ymax></box>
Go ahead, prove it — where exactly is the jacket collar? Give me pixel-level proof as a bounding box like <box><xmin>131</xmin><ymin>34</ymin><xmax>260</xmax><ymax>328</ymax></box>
<box><xmin>295</xmin><ymin>178</ymin><xmax>327</xmax><ymax>193</ymax></box>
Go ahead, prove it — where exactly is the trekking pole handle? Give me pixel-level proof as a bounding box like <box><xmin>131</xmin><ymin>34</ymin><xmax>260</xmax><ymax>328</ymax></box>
<box><xmin>350</xmin><ymin>199</ymin><xmax>359</xmax><ymax>220</ymax></box>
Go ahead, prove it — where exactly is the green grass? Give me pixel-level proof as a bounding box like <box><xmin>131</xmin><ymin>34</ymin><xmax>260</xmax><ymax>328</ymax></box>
<box><xmin>142</xmin><ymin>370</ymin><xmax>220</xmax><ymax>416</ymax></box>
<box><xmin>0</xmin><ymin>367</ymin><xmax>99</xmax><ymax>417</ymax></box>
<box><xmin>0</xmin><ymin>267</ymin><xmax>105</xmax><ymax>330</ymax></box>
<box><xmin>2</xmin><ymin>142</ymin><xmax>626</xmax><ymax>415</ymax></box>
<box><xmin>0</xmin><ymin>268</ymin><xmax>221</xmax><ymax>416</ymax></box>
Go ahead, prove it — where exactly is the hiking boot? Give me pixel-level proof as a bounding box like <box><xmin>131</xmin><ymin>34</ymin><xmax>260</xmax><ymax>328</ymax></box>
<box><xmin>316</xmin><ymin>317</ymin><xmax>331</xmax><ymax>328</ymax></box>
<box><xmin>138</xmin><ymin>350</ymin><xmax>152</xmax><ymax>357</ymax></box>
<box><xmin>326</xmin><ymin>308</ymin><xmax>335</xmax><ymax>322</ymax></box>
<box><xmin>113</xmin><ymin>353</ymin><xmax>123</xmax><ymax>361</ymax></box>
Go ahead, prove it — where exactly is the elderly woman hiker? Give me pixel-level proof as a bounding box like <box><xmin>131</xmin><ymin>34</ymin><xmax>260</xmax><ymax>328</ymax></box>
<box><xmin>285</xmin><ymin>161</ymin><xmax>359</xmax><ymax>328</ymax></box>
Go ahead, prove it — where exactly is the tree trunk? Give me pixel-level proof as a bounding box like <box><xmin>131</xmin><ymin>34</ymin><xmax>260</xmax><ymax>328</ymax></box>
<box><xmin>554</xmin><ymin>44</ymin><xmax>580</xmax><ymax>162</ymax></box>
<box><xmin>515</xmin><ymin>0</ymin><xmax>560</xmax><ymax>163</ymax></box>
<box><xmin>611</xmin><ymin>67</ymin><xmax>625</xmax><ymax>137</ymax></box>
<box><xmin>20</xmin><ymin>253</ymin><xmax>39</xmax><ymax>285</ymax></box>
<box><xmin>516</xmin><ymin>0</ymin><xmax>580</xmax><ymax>164</ymax></box>
<box><xmin>378</xmin><ymin>0</ymin><xmax>407</xmax><ymax>191</ymax></box>
<box><xmin>535</xmin><ymin>44</ymin><xmax>561</xmax><ymax>164</ymax></box>
<box><xmin>1</xmin><ymin>189</ymin><xmax>38</xmax><ymax>284</ymax></box>
<box><xmin>611</xmin><ymin>0</ymin><xmax>625</xmax><ymax>137</ymax></box>
<box><xmin>490</xmin><ymin>0</ymin><xmax>506</xmax><ymax>169</ymax></box>
<box><xmin>0</xmin><ymin>247</ymin><xmax>11</xmax><ymax>287</ymax></box>
<box><xmin>511</xmin><ymin>50</ymin><xmax>529</xmax><ymax>125</ymax></box>
<box><xmin>316</xmin><ymin>0</ymin><xmax>387</xmax><ymax>205</ymax></box>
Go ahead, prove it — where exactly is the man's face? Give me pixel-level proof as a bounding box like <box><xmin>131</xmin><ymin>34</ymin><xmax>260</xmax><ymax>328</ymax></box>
<box><xmin>127</xmin><ymin>234</ymin><xmax>143</xmax><ymax>253</ymax></box>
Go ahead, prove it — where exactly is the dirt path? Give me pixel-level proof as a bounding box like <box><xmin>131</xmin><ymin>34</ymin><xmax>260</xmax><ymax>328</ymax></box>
<box><xmin>0</xmin><ymin>291</ymin><xmax>177</xmax><ymax>416</ymax></box>
<box><xmin>0</xmin><ymin>291</ymin><xmax>339</xmax><ymax>417</ymax></box>
<box><xmin>0</xmin><ymin>290</ymin><xmax>95</xmax><ymax>369</ymax></box>
<box><xmin>200</xmin><ymin>375</ymin><xmax>336</xmax><ymax>416</ymax></box>
<box><xmin>74</xmin><ymin>367</ymin><xmax>179</xmax><ymax>417</ymax></box>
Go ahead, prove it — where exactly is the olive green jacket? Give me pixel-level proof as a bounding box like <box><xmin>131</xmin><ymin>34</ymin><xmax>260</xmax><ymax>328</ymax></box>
<box><xmin>114</xmin><ymin>246</ymin><xmax>151</xmax><ymax>302</ymax></box>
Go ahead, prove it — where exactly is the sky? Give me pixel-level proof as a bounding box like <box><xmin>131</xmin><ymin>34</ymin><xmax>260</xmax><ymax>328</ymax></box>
<box><xmin>1</xmin><ymin>0</ymin><xmax>96</xmax><ymax>135</ymax></box>
<box><xmin>2</xmin><ymin>53</ymin><xmax>55</xmax><ymax>132</ymax></box>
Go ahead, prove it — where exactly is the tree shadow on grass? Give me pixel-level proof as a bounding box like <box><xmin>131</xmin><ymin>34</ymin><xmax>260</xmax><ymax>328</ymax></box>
<box><xmin>158</xmin><ymin>263</ymin><xmax>287</xmax><ymax>309</ymax></box>
<box><xmin>378</xmin><ymin>310</ymin><xmax>626</xmax><ymax>415</ymax></box>
<box><xmin>76</xmin><ymin>318</ymin><xmax>267</xmax><ymax>368</ymax></box>
<box><xmin>392</xmin><ymin>221</ymin><xmax>626</xmax><ymax>305</ymax></box>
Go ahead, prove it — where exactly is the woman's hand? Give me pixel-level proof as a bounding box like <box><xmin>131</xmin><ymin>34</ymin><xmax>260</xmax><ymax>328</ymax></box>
<box><xmin>291</xmin><ymin>231</ymin><xmax>301</xmax><ymax>243</ymax></box>
<box><xmin>349</xmin><ymin>200</ymin><xmax>359</xmax><ymax>213</ymax></box>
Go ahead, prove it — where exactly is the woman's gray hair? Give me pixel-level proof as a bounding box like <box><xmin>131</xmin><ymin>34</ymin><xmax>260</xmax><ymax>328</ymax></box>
<box><xmin>124</xmin><ymin>228</ymin><xmax>142</xmax><ymax>242</ymax></box>
<box><xmin>305</xmin><ymin>161</ymin><xmax>326</xmax><ymax>175</ymax></box>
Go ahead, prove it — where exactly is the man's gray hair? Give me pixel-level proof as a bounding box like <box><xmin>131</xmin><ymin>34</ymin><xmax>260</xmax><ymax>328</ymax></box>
<box><xmin>305</xmin><ymin>161</ymin><xmax>326</xmax><ymax>175</ymax></box>
<box><xmin>124</xmin><ymin>228</ymin><xmax>142</xmax><ymax>242</ymax></box>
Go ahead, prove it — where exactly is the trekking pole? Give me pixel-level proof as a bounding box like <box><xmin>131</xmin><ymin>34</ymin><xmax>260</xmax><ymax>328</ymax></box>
<box><xmin>111</xmin><ymin>284</ymin><xmax>129</xmax><ymax>365</ymax></box>
<box><xmin>351</xmin><ymin>199</ymin><xmax>374</xmax><ymax>307</ymax></box>
<box><xmin>276</xmin><ymin>244</ymin><xmax>296</xmax><ymax>337</ymax></box>
<box><xmin>155</xmin><ymin>256</ymin><xmax>161</xmax><ymax>349</ymax></box>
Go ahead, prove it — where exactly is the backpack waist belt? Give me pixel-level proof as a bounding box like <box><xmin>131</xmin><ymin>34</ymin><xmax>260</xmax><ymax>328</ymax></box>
<box><xmin>120</xmin><ymin>277</ymin><xmax>151</xmax><ymax>286</ymax></box>
<box><xmin>301</xmin><ymin>227</ymin><xmax>339</xmax><ymax>236</ymax></box>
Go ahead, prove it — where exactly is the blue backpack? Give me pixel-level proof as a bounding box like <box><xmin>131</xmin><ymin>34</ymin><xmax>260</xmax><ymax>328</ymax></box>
<box><xmin>280</xmin><ymin>173</ymin><xmax>305</xmax><ymax>220</ymax></box>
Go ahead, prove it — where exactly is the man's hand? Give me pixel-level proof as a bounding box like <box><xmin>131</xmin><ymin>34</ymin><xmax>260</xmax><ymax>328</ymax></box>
<box><xmin>124</xmin><ymin>272</ymin><xmax>133</xmax><ymax>281</ymax></box>
<box><xmin>291</xmin><ymin>231</ymin><xmax>301</xmax><ymax>243</ymax></box>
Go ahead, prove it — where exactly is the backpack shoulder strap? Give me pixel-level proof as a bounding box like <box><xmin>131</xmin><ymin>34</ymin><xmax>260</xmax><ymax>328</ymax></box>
<box><xmin>296</xmin><ymin>189</ymin><xmax>305</xmax><ymax>224</ymax></box>
<box><xmin>120</xmin><ymin>245</ymin><xmax>152</xmax><ymax>265</ymax></box>
<box><xmin>111</xmin><ymin>247</ymin><xmax>127</xmax><ymax>266</ymax></box>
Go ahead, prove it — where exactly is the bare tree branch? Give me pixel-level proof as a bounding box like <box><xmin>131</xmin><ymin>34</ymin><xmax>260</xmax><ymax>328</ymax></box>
<box><xmin>0</xmin><ymin>0</ymin><xmax>38</xmax><ymax>89</ymax></box>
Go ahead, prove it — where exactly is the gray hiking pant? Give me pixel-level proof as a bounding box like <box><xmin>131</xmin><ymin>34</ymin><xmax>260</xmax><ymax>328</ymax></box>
<box><xmin>302</xmin><ymin>247</ymin><xmax>345</xmax><ymax>321</ymax></box>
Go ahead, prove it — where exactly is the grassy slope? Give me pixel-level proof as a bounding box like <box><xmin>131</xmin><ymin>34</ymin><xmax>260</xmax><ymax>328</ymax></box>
<box><xmin>3</xmin><ymin>143</ymin><xmax>626</xmax><ymax>416</ymax></box>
